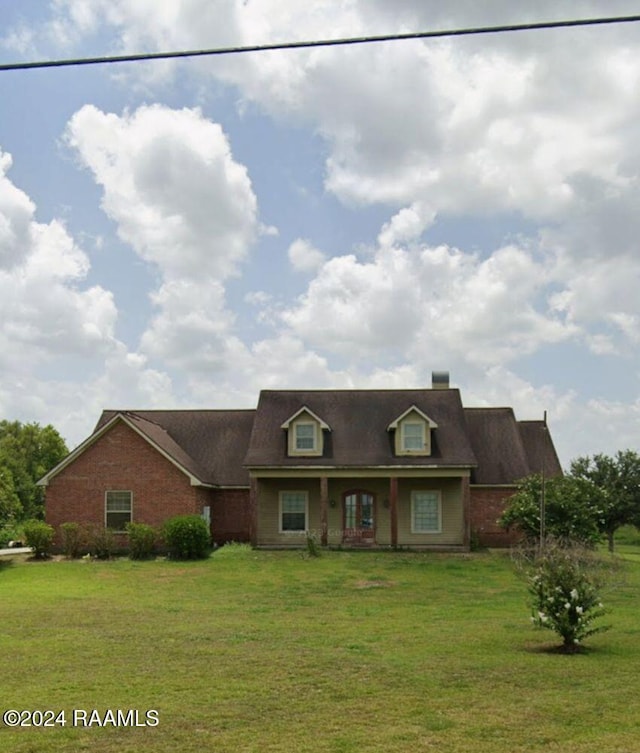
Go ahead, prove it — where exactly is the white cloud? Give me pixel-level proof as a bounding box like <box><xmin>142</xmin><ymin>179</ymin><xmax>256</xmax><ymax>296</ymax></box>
<box><xmin>287</xmin><ymin>238</ymin><xmax>326</xmax><ymax>272</ymax></box>
<box><xmin>0</xmin><ymin>148</ymin><xmax>178</xmax><ymax>447</ymax></box>
<box><xmin>65</xmin><ymin>103</ymin><xmax>261</xmax><ymax>378</ymax></box>
<box><xmin>0</xmin><ymin>148</ymin><xmax>117</xmax><ymax>371</ymax></box>
<box><xmin>280</xmin><ymin>237</ymin><xmax>576</xmax><ymax>366</ymax></box>
<box><xmin>65</xmin><ymin>104</ymin><xmax>257</xmax><ymax>279</ymax></box>
<box><xmin>548</xmin><ymin>253</ymin><xmax>640</xmax><ymax>354</ymax></box>
<box><xmin>377</xmin><ymin>202</ymin><xmax>436</xmax><ymax>248</ymax></box>
<box><xmin>44</xmin><ymin>2</ymin><xmax>640</xmax><ymax>231</ymax></box>
<box><xmin>141</xmin><ymin>279</ymin><xmax>250</xmax><ymax>376</ymax></box>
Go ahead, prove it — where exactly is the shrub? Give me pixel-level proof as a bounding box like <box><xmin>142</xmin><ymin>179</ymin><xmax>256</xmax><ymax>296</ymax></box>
<box><xmin>86</xmin><ymin>525</ymin><xmax>116</xmax><ymax>559</ymax></box>
<box><xmin>23</xmin><ymin>519</ymin><xmax>55</xmax><ymax>559</ymax></box>
<box><xmin>523</xmin><ymin>538</ymin><xmax>614</xmax><ymax>652</ymax></box>
<box><xmin>0</xmin><ymin>521</ymin><xmax>23</xmax><ymax>548</ymax></box>
<box><xmin>305</xmin><ymin>531</ymin><xmax>321</xmax><ymax>558</ymax></box>
<box><xmin>163</xmin><ymin>515</ymin><xmax>210</xmax><ymax>560</ymax></box>
<box><xmin>126</xmin><ymin>522</ymin><xmax>157</xmax><ymax>560</ymax></box>
<box><xmin>60</xmin><ymin>522</ymin><xmax>83</xmax><ymax>558</ymax></box>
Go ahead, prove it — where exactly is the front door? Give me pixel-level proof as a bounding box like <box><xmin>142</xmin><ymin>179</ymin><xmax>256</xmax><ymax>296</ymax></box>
<box><xmin>343</xmin><ymin>491</ymin><xmax>375</xmax><ymax>544</ymax></box>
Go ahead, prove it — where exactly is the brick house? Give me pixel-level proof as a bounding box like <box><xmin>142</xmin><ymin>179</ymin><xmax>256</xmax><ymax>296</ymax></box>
<box><xmin>39</xmin><ymin>375</ymin><xmax>562</xmax><ymax>550</ymax></box>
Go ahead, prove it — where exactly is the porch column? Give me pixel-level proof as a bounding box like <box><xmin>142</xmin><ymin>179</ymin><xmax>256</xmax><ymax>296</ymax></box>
<box><xmin>389</xmin><ymin>476</ymin><xmax>398</xmax><ymax>549</ymax></box>
<box><xmin>319</xmin><ymin>475</ymin><xmax>329</xmax><ymax>547</ymax></box>
<box><xmin>249</xmin><ymin>476</ymin><xmax>258</xmax><ymax>547</ymax></box>
<box><xmin>462</xmin><ymin>475</ymin><xmax>471</xmax><ymax>550</ymax></box>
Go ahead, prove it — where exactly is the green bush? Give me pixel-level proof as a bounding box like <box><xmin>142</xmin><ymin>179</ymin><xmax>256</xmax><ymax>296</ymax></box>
<box><xmin>60</xmin><ymin>522</ymin><xmax>83</xmax><ymax>558</ymax></box>
<box><xmin>163</xmin><ymin>515</ymin><xmax>210</xmax><ymax>560</ymax></box>
<box><xmin>126</xmin><ymin>522</ymin><xmax>157</xmax><ymax>560</ymax></box>
<box><xmin>23</xmin><ymin>519</ymin><xmax>55</xmax><ymax>558</ymax></box>
<box><xmin>0</xmin><ymin>521</ymin><xmax>23</xmax><ymax>548</ymax></box>
<box><xmin>86</xmin><ymin>525</ymin><xmax>116</xmax><ymax>559</ymax></box>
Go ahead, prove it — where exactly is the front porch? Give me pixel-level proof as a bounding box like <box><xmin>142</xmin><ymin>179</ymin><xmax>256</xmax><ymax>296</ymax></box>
<box><xmin>249</xmin><ymin>471</ymin><xmax>471</xmax><ymax>550</ymax></box>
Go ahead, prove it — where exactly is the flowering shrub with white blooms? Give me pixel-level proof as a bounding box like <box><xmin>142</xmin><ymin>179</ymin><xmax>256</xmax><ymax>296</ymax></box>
<box><xmin>527</xmin><ymin>539</ymin><xmax>612</xmax><ymax>652</ymax></box>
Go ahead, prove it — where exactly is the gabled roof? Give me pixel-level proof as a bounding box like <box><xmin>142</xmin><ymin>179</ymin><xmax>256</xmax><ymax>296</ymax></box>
<box><xmin>280</xmin><ymin>405</ymin><xmax>331</xmax><ymax>431</ymax></box>
<box><xmin>463</xmin><ymin>408</ymin><xmax>563</xmax><ymax>484</ymax></box>
<box><xmin>40</xmin><ymin>409</ymin><xmax>254</xmax><ymax>488</ymax></box>
<box><xmin>39</xmin><ymin>390</ymin><xmax>563</xmax><ymax>489</ymax></box>
<box><xmin>387</xmin><ymin>404</ymin><xmax>438</xmax><ymax>430</ymax></box>
<box><xmin>245</xmin><ymin>389</ymin><xmax>477</xmax><ymax>469</ymax></box>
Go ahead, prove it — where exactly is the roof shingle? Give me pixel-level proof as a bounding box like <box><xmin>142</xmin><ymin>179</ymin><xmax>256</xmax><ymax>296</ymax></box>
<box><xmin>245</xmin><ymin>389</ymin><xmax>477</xmax><ymax>468</ymax></box>
<box><xmin>97</xmin><ymin>409</ymin><xmax>255</xmax><ymax>486</ymax></box>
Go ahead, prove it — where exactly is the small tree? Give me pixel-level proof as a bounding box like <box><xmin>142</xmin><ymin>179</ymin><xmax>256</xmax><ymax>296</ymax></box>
<box><xmin>570</xmin><ymin>451</ymin><xmax>640</xmax><ymax>552</ymax></box>
<box><xmin>525</xmin><ymin>538</ymin><xmax>613</xmax><ymax>652</ymax></box>
<box><xmin>500</xmin><ymin>474</ymin><xmax>602</xmax><ymax>547</ymax></box>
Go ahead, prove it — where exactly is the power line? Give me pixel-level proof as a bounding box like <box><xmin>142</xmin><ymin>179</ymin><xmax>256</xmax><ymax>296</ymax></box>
<box><xmin>2</xmin><ymin>14</ymin><xmax>640</xmax><ymax>73</ymax></box>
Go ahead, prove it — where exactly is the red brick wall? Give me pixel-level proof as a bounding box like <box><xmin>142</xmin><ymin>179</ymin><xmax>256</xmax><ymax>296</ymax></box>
<box><xmin>470</xmin><ymin>487</ymin><xmax>520</xmax><ymax>548</ymax></box>
<box><xmin>44</xmin><ymin>420</ymin><xmax>207</xmax><ymax>547</ymax></box>
<box><xmin>210</xmin><ymin>489</ymin><xmax>251</xmax><ymax>545</ymax></box>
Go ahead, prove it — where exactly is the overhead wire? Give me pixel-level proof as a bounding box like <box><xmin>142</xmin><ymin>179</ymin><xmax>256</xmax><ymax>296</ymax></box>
<box><xmin>1</xmin><ymin>14</ymin><xmax>640</xmax><ymax>72</ymax></box>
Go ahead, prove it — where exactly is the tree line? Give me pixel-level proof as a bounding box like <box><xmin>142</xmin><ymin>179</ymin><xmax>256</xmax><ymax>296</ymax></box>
<box><xmin>500</xmin><ymin>450</ymin><xmax>640</xmax><ymax>551</ymax></box>
<box><xmin>0</xmin><ymin>420</ymin><xmax>68</xmax><ymax>538</ymax></box>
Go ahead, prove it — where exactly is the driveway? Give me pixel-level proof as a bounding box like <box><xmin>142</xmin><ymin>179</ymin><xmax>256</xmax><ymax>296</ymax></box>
<box><xmin>0</xmin><ymin>547</ymin><xmax>33</xmax><ymax>556</ymax></box>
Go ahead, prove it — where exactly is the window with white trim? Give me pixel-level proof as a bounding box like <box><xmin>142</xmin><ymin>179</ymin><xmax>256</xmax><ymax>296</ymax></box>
<box><xmin>295</xmin><ymin>422</ymin><xmax>316</xmax><ymax>452</ymax></box>
<box><xmin>105</xmin><ymin>490</ymin><xmax>132</xmax><ymax>531</ymax></box>
<box><xmin>280</xmin><ymin>491</ymin><xmax>308</xmax><ymax>533</ymax></box>
<box><xmin>411</xmin><ymin>491</ymin><xmax>441</xmax><ymax>533</ymax></box>
<box><xmin>402</xmin><ymin>421</ymin><xmax>425</xmax><ymax>451</ymax></box>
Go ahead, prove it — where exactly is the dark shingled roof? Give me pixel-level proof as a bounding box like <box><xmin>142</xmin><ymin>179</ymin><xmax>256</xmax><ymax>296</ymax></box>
<box><xmin>96</xmin><ymin>409</ymin><xmax>255</xmax><ymax>487</ymax></box>
<box><xmin>464</xmin><ymin>408</ymin><xmax>563</xmax><ymax>484</ymax></box>
<box><xmin>245</xmin><ymin>389</ymin><xmax>477</xmax><ymax>469</ymax></box>
<box><xmin>518</xmin><ymin>420</ymin><xmax>563</xmax><ymax>479</ymax></box>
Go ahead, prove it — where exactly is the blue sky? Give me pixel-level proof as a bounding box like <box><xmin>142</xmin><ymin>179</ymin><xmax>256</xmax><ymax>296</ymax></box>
<box><xmin>1</xmin><ymin>1</ymin><xmax>640</xmax><ymax>465</ymax></box>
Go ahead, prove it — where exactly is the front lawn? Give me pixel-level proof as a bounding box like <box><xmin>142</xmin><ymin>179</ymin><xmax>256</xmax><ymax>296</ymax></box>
<box><xmin>1</xmin><ymin>546</ymin><xmax>638</xmax><ymax>752</ymax></box>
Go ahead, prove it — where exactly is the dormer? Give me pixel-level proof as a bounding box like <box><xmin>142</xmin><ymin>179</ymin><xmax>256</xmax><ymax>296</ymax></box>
<box><xmin>387</xmin><ymin>405</ymin><xmax>438</xmax><ymax>457</ymax></box>
<box><xmin>281</xmin><ymin>406</ymin><xmax>331</xmax><ymax>457</ymax></box>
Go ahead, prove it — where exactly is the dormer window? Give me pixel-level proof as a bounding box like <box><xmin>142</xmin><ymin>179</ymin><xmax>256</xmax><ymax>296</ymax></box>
<box><xmin>295</xmin><ymin>422</ymin><xmax>317</xmax><ymax>452</ymax></box>
<box><xmin>281</xmin><ymin>406</ymin><xmax>331</xmax><ymax>457</ymax></box>
<box><xmin>387</xmin><ymin>405</ymin><xmax>438</xmax><ymax>457</ymax></box>
<box><xmin>402</xmin><ymin>422</ymin><xmax>425</xmax><ymax>452</ymax></box>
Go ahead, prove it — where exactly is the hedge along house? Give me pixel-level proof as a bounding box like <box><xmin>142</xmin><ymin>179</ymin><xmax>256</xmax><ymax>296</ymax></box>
<box><xmin>39</xmin><ymin>374</ymin><xmax>562</xmax><ymax>550</ymax></box>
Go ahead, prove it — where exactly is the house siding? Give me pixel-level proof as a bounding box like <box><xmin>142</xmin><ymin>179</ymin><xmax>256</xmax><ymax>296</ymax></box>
<box><xmin>210</xmin><ymin>488</ymin><xmax>251</xmax><ymax>545</ymax></box>
<box><xmin>254</xmin><ymin>475</ymin><xmax>466</xmax><ymax>548</ymax></box>
<box><xmin>396</xmin><ymin>478</ymin><xmax>465</xmax><ymax>547</ymax></box>
<box><xmin>45</xmin><ymin>421</ymin><xmax>208</xmax><ymax>548</ymax></box>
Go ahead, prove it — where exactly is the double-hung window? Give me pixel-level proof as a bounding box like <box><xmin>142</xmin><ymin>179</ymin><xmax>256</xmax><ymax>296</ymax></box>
<box><xmin>411</xmin><ymin>491</ymin><xmax>441</xmax><ymax>533</ymax></box>
<box><xmin>105</xmin><ymin>491</ymin><xmax>132</xmax><ymax>531</ymax></box>
<box><xmin>402</xmin><ymin>422</ymin><xmax>425</xmax><ymax>452</ymax></box>
<box><xmin>280</xmin><ymin>491</ymin><xmax>308</xmax><ymax>533</ymax></box>
<box><xmin>295</xmin><ymin>423</ymin><xmax>316</xmax><ymax>452</ymax></box>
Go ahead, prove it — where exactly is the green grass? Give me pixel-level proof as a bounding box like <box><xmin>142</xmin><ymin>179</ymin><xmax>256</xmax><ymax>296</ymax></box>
<box><xmin>1</xmin><ymin>545</ymin><xmax>639</xmax><ymax>752</ymax></box>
